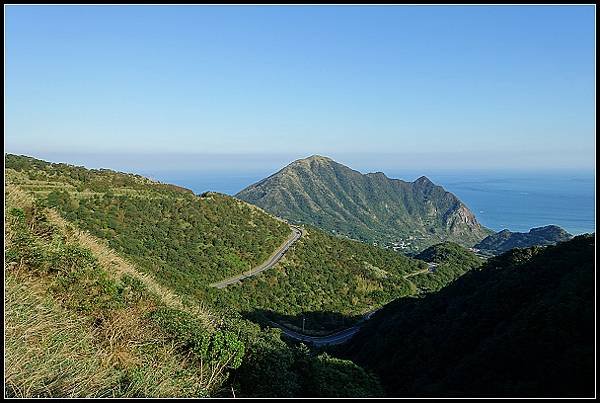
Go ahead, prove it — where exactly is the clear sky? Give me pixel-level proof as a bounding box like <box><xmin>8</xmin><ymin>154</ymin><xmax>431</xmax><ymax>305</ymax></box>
<box><xmin>5</xmin><ymin>5</ymin><xmax>596</xmax><ymax>171</ymax></box>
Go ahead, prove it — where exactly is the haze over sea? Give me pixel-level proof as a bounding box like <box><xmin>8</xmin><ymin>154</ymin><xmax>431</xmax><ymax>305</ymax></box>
<box><xmin>137</xmin><ymin>168</ymin><xmax>595</xmax><ymax>236</ymax></box>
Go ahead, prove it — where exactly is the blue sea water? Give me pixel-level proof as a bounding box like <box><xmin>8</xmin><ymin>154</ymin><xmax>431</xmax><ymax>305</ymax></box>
<box><xmin>390</xmin><ymin>170</ymin><xmax>595</xmax><ymax>235</ymax></box>
<box><xmin>138</xmin><ymin>169</ymin><xmax>595</xmax><ymax>236</ymax></box>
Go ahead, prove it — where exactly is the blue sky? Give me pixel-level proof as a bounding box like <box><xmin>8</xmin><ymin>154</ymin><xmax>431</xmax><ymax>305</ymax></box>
<box><xmin>5</xmin><ymin>5</ymin><xmax>596</xmax><ymax>171</ymax></box>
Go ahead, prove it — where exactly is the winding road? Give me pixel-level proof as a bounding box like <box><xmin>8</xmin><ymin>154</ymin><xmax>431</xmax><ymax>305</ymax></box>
<box><xmin>211</xmin><ymin>224</ymin><xmax>436</xmax><ymax>346</ymax></box>
<box><xmin>269</xmin><ymin>320</ymin><xmax>363</xmax><ymax>347</ymax></box>
<box><xmin>272</xmin><ymin>263</ymin><xmax>437</xmax><ymax>346</ymax></box>
<box><xmin>209</xmin><ymin>226</ymin><xmax>303</xmax><ymax>289</ymax></box>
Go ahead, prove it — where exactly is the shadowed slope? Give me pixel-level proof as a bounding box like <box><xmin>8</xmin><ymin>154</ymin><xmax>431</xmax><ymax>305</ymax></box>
<box><xmin>341</xmin><ymin>235</ymin><xmax>595</xmax><ymax>397</ymax></box>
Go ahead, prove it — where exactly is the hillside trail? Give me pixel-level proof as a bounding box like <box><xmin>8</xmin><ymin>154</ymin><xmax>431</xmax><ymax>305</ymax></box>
<box><xmin>6</xmin><ymin>182</ymin><xmax>218</xmax><ymax>330</ymax></box>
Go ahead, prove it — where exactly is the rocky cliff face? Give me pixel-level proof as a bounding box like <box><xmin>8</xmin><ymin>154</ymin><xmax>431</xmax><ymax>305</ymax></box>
<box><xmin>446</xmin><ymin>204</ymin><xmax>481</xmax><ymax>234</ymax></box>
<box><xmin>236</xmin><ymin>155</ymin><xmax>491</xmax><ymax>251</ymax></box>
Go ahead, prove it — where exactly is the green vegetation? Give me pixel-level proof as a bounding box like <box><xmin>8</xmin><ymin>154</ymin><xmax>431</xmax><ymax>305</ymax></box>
<box><xmin>229</xmin><ymin>328</ymin><xmax>383</xmax><ymax>397</ymax></box>
<box><xmin>6</xmin><ymin>154</ymin><xmax>430</xmax><ymax>333</ymax></box>
<box><xmin>4</xmin><ymin>189</ymin><xmax>244</xmax><ymax>397</ymax></box>
<box><xmin>5</xmin><ymin>153</ymin><xmax>192</xmax><ymax>196</ymax></box>
<box><xmin>208</xmin><ymin>226</ymin><xmax>424</xmax><ymax>332</ymax></box>
<box><xmin>236</xmin><ymin>155</ymin><xmax>492</xmax><ymax>251</ymax></box>
<box><xmin>475</xmin><ymin>225</ymin><xmax>573</xmax><ymax>256</ymax></box>
<box><xmin>4</xmin><ymin>154</ymin><xmax>388</xmax><ymax>397</ymax></box>
<box><xmin>340</xmin><ymin>235</ymin><xmax>595</xmax><ymax>397</ymax></box>
<box><xmin>412</xmin><ymin>242</ymin><xmax>483</xmax><ymax>293</ymax></box>
<box><xmin>45</xmin><ymin>190</ymin><xmax>290</xmax><ymax>298</ymax></box>
<box><xmin>7</xmin><ymin>154</ymin><xmax>592</xmax><ymax>397</ymax></box>
<box><xmin>6</xmin><ymin>154</ymin><xmax>291</xmax><ymax>300</ymax></box>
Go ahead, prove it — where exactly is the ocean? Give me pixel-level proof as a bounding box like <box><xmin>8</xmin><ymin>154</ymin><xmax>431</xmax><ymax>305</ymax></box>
<box><xmin>138</xmin><ymin>169</ymin><xmax>595</xmax><ymax>236</ymax></box>
<box><xmin>390</xmin><ymin>170</ymin><xmax>595</xmax><ymax>236</ymax></box>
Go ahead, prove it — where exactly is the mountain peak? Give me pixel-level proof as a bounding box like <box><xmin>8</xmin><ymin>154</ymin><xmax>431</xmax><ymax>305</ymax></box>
<box><xmin>294</xmin><ymin>155</ymin><xmax>334</xmax><ymax>164</ymax></box>
<box><xmin>414</xmin><ymin>176</ymin><xmax>434</xmax><ymax>186</ymax></box>
<box><xmin>237</xmin><ymin>157</ymin><xmax>490</xmax><ymax>250</ymax></box>
<box><xmin>284</xmin><ymin>155</ymin><xmax>339</xmax><ymax>172</ymax></box>
<box><xmin>306</xmin><ymin>154</ymin><xmax>332</xmax><ymax>160</ymax></box>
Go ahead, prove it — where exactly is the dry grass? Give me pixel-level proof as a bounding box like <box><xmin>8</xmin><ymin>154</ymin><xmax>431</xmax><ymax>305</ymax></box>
<box><xmin>363</xmin><ymin>261</ymin><xmax>389</xmax><ymax>279</ymax></box>
<box><xmin>5</xmin><ymin>183</ymin><xmax>36</xmax><ymax>210</ymax></box>
<box><xmin>4</xmin><ymin>274</ymin><xmax>118</xmax><ymax>397</ymax></box>
<box><xmin>5</xmin><ymin>273</ymin><xmax>214</xmax><ymax>397</ymax></box>
<box><xmin>355</xmin><ymin>274</ymin><xmax>382</xmax><ymax>295</ymax></box>
<box><xmin>4</xmin><ymin>183</ymin><xmax>224</xmax><ymax>396</ymax></box>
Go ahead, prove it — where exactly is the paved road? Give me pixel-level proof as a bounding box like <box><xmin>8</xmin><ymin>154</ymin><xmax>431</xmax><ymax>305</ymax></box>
<box><xmin>403</xmin><ymin>268</ymin><xmax>429</xmax><ymax>278</ymax></box>
<box><xmin>210</xmin><ymin>226</ymin><xmax>303</xmax><ymax>289</ymax></box>
<box><xmin>403</xmin><ymin>262</ymin><xmax>438</xmax><ymax>279</ymax></box>
<box><xmin>270</xmin><ymin>321</ymin><xmax>363</xmax><ymax>347</ymax></box>
<box><xmin>272</xmin><ymin>266</ymin><xmax>436</xmax><ymax>346</ymax></box>
<box><xmin>271</xmin><ymin>307</ymin><xmax>383</xmax><ymax>346</ymax></box>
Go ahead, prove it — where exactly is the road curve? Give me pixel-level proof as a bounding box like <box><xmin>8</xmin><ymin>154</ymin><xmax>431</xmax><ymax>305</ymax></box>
<box><xmin>271</xmin><ymin>307</ymin><xmax>382</xmax><ymax>347</ymax></box>
<box><xmin>271</xmin><ymin>265</ymin><xmax>436</xmax><ymax>346</ymax></box>
<box><xmin>210</xmin><ymin>226</ymin><xmax>303</xmax><ymax>289</ymax></box>
<box><xmin>270</xmin><ymin>321</ymin><xmax>362</xmax><ymax>347</ymax></box>
<box><xmin>403</xmin><ymin>262</ymin><xmax>437</xmax><ymax>279</ymax></box>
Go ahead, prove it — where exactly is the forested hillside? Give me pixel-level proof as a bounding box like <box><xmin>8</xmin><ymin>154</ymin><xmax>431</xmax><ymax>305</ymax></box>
<box><xmin>207</xmin><ymin>227</ymin><xmax>425</xmax><ymax>333</ymax></box>
<box><xmin>340</xmin><ymin>235</ymin><xmax>595</xmax><ymax>397</ymax></box>
<box><xmin>412</xmin><ymin>242</ymin><xmax>483</xmax><ymax>293</ymax></box>
<box><xmin>6</xmin><ymin>154</ymin><xmax>437</xmax><ymax>334</ymax></box>
<box><xmin>5</xmin><ymin>155</ymin><xmax>386</xmax><ymax>397</ymax></box>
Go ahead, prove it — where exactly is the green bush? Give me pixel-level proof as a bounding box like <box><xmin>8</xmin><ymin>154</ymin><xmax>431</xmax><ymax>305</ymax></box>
<box><xmin>148</xmin><ymin>308</ymin><xmax>245</xmax><ymax>370</ymax></box>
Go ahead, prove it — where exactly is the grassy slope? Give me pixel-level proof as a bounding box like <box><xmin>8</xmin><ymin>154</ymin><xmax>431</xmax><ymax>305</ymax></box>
<box><xmin>6</xmin><ymin>154</ymin><xmax>291</xmax><ymax>296</ymax></box>
<box><xmin>5</xmin><ymin>155</ymin><xmax>387</xmax><ymax>397</ymax></box>
<box><xmin>4</xmin><ymin>185</ymin><xmax>244</xmax><ymax>397</ymax></box>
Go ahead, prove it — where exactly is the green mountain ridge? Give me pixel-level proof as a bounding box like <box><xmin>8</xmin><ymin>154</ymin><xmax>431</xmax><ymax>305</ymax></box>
<box><xmin>4</xmin><ymin>154</ymin><xmax>435</xmax><ymax>332</ymax></box>
<box><xmin>412</xmin><ymin>242</ymin><xmax>484</xmax><ymax>293</ymax></box>
<box><xmin>236</xmin><ymin>155</ymin><xmax>492</xmax><ymax>251</ymax></box>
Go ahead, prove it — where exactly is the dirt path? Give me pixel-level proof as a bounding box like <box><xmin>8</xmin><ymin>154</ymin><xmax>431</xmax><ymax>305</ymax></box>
<box><xmin>44</xmin><ymin>208</ymin><xmax>218</xmax><ymax>330</ymax></box>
